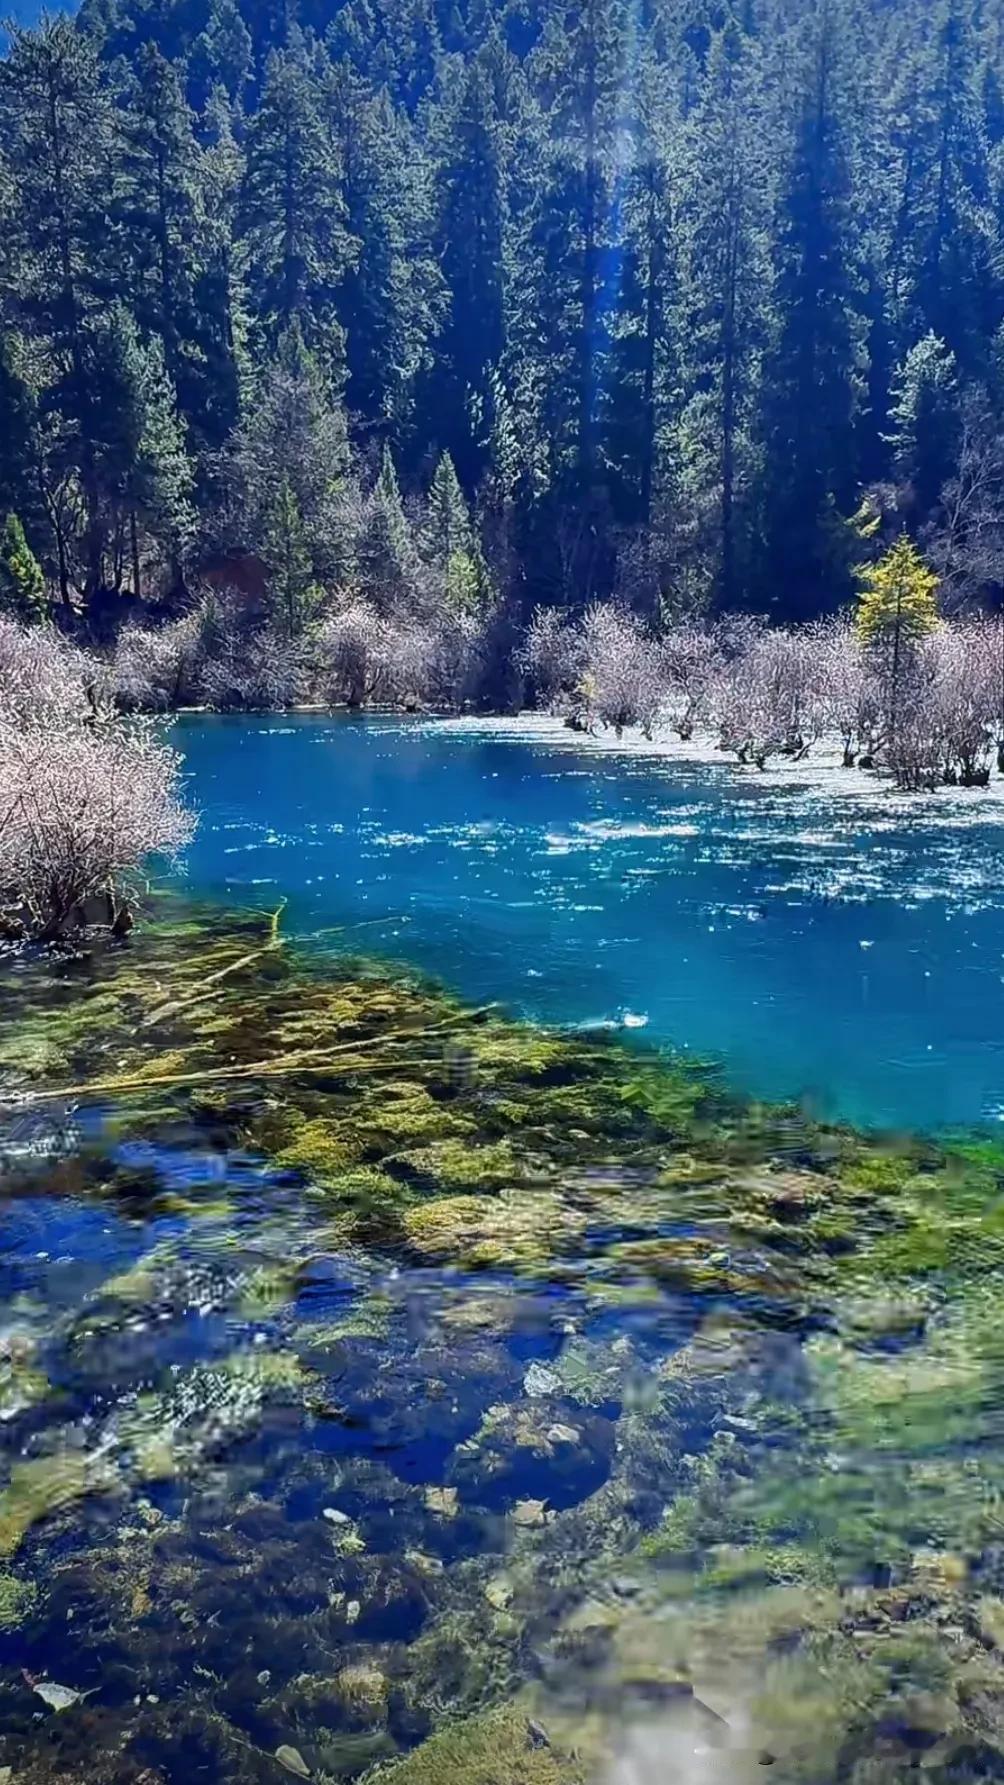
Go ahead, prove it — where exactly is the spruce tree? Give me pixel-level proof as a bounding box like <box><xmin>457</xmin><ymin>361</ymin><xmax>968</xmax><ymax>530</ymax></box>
<box><xmin>241</xmin><ymin>31</ymin><xmax>356</xmax><ymax>362</ymax></box>
<box><xmin>887</xmin><ymin>333</ymin><xmax>960</xmax><ymax>517</ymax></box>
<box><xmin>327</xmin><ymin>66</ymin><xmax>444</xmax><ymax>437</ymax></box>
<box><xmin>115</xmin><ymin>44</ymin><xmax>205</xmax><ymax>384</ymax></box>
<box><xmin>230</xmin><ymin>323</ymin><xmax>350</xmax><ymax>584</ymax></box>
<box><xmin>0</xmin><ymin>18</ymin><xmax>115</xmax><ymax>603</ymax></box>
<box><xmin>757</xmin><ymin>0</ymin><xmax>867</xmax><ymax>617</ymax></box>
<box><xmin>428</xmin><ymin>57</ymin><xmax>507</xmax><ymax>485</ymax></box>
<box><xmin>358</xmin><ymin>445</ymin><xmax>416</xmax><ymax>609</ymax></box>
<box><xmin>675</xmin><ymin>20</ymin><xmax>771</xmax><ymax>607</ymax></box>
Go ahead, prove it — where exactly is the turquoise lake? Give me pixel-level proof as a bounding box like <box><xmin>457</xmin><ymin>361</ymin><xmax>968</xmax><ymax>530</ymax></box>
<box><xmin>174</xmin><ymin>711</ymin><xmax>1004</xmax><ymax>1134</ymax></box>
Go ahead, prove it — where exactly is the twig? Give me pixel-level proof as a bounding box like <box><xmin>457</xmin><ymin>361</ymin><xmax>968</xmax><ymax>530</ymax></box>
<box><xmin>140</xmin><ymin>900</ymin><xmax>288</xmax><ymax>1026</ymax></box>
<box><xmin>10</xmin><ymin>1006</ymin><xmax>499</xmax><ymax>1104</ymax></box>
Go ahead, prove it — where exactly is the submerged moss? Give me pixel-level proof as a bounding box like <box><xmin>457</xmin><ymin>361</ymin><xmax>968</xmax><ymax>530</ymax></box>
<box><xmin>373</xmin><ymin>1704</ymin><xmax>584</xmax><ymax>1785</ymax></box>
<box><xmin>8</xmin><ymin>899</ymin><xmax>1004</xmax><ymax>1784</ymax></box>
<box><xmin>0</xmin><ymin>1569</ymin><xmax>38</xmax><ymax>1630</ymax></box>
<box><xmin>0</xmin><ymin>1452</ymin><xmax>110</xmax><ymax>1558</ymax></box>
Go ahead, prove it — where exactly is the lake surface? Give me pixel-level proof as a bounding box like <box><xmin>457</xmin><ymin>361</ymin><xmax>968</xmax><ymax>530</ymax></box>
<box><xmin>5</xmin><ymin>729</ymin><xmax>1004</xmax><ymax>1782</ymax></box>
<box><xmin>175</xmin><ymin>711</ymin><xmax>1004</xmax><ymax>1133</ymax></box>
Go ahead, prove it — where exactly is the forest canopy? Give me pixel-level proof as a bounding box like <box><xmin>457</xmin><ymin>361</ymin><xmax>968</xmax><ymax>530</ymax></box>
<box><xmin>1</xmin><ymin>0</ymin><xmax>1004</xmax><ymax>649</ymax></box>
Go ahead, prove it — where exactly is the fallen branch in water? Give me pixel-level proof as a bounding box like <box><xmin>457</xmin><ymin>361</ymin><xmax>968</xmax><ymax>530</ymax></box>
<box><xmin>8</xmin><ymin>1006</ymin><xmax>499</xmax><ymax>1104</ymax></box>
<box><xmin>141</xmin><ymin>899</ymin><xmax>289</xmax><ymax>1027</ymax></box>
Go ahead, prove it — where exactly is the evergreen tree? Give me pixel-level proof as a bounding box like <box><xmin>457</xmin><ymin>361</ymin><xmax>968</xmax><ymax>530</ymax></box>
<box><xmin>675</xmin><ymin>20</ymin><xmax>771</xmax><ymax>605</ymax></box>
<box><xmin>262</xmin><ymin>474</ymin><xmax>319</xmax><ymax>635</ymax></box>
<box><xmin>115</xmin><ymin>45</ymin><xmax>205</xmax><ymax>384</ymax></box>
<box><xmin>241</xmin><ymin>30</ymin><xmax>356</xmax><ymax>363</ymax></box>
<box><xmin>425</xmin><ymin>449</ymin><xmax>489</xmax><ymax>609</ymax></box>
<box><xmin>891</xmin><ymin>0</ymin><xmax>999</xmax><ymax>373</ymax></box>
<box><xmin>358</xmin><ymin>445</ymin><xmax>416</xmax><ymax>608</ymax></box>
<box><xmin>856</xmin><ymin>532</ymin><xmax>939</xmax><ymax>738</ymax></box>
<box><xmin>327</xmin><ymin>65</ymin><xmax>444</xmax><ymax>438</ymax></box>
<box><xmin>603</xmin><ymin>48</ymin><xmax>679</xmax><ymax>535</ymax></box>
<box><xmin>229</xmin><ymin>323</ymin><xmax>350</xmax><ymax>582</ymax></box>
<box><xmin>0</xmin><ymin>514</ymin><xmax>46</xmax><ymax>622</ymax></box>
<box><xmin>527</xmin><ymin>0</ymin><xmax>629</xmax><ymax>494</ymax></box>
<box><xmin>757</xmin><ymin>1</ymin><xmax>867</xmax><ymax>618</ymax></box>
<box><xmin>0</xmin><ymin>18</ymin><xmax>116</xmax><ymax>602</ymax></box>
<box><xmin>887</xmin><ymin>332</ymin><xmax>960</xmax><ymax>516</ymax></box>
<box><xmin>428</xmin><ymin>56</ymin><xmax>507</xmax><ymax>485</ymax></box>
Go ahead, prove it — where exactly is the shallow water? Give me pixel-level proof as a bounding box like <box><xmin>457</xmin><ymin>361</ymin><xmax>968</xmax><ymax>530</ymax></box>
<box><xmin>174</xmin><ymin>711</ymin><xmax>1004</xmax><ymax>1132</ymax></box>
<box><xmin>4</xmin><ymin>734</ymin><xmax>1004</xmax><ymax>1783</ymax></box>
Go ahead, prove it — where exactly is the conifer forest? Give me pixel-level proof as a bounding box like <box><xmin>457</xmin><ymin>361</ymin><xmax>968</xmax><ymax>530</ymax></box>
<box><xmin>3</xmin><ymin>0</ymin><xmax>1004</xmax><ymax>654</ymax></box>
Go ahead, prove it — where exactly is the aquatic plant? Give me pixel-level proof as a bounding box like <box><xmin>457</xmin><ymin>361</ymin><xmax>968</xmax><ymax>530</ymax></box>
<box><xmin>3</xmin><ymin>903</ymin><xmax>1004</xmax><ymax>1783</ymax></box>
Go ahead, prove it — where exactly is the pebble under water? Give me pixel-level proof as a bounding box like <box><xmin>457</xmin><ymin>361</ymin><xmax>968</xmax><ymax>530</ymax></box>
<box><xmin>3</xmin><ymin>727</ymin><xmax>1004</xmax><ymax>1783</ymax></box>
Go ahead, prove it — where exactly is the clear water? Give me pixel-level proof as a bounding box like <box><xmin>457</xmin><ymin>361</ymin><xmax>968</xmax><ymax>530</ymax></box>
<box><xmin>174</xmin><ymin>710</ymin><xmax>1004</xmax><ymax>1133</ymax></box>
<box><xmin>6</xmin><ymin>727</ymin><xmax>1004</xmax><ymax>1781</ymax></box>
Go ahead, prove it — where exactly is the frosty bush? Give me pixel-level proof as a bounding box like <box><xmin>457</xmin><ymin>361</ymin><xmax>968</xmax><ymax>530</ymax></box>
<box><xmin>113</xmin><ymin>612</ymin><xmax>205</xmax><ymax>711</ymax></box>
<box><xmin>0</xmin><ymin>623</ymin><xmax>193</xmax><ymax>939</ymax></box>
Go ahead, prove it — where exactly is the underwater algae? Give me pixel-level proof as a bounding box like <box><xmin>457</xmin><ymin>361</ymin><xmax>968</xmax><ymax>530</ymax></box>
<box><xmin>3</xmin><ymin>907</ymin><xmax>1004</xmax><ymax>1780</ymax></box>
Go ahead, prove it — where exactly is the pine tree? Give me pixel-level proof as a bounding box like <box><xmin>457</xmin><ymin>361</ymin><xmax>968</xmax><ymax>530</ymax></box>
<box><xmin>675</xmin><ymin>20</ymin><xmax>772</xmax><ymax>607</ymax></box>
<box><xmin>887</xmin><ymin>332</ymin><xmax>960</xmax><ymax>516</ymax></box>
<box><xmin>0</xmin><ymin>514</ymin><xmax>46</xmax><ymax>622</ymax></box>
<box><xmin>526</xmin><ymin>0</ymin><xmax>629</xmax><ymax>495</ymax></box>
<box><xmin>230</xmin><ymin>323</ymin><xmax>350</xmax><ymax>583</ymax></box>
<box><xmin>188</xmin><ymin>0</ymin><xmax>253</xmax><ymax>107</ymax></box>
<box><xmin>428</xmin><ymin>56</ymin><xmax>507</xmax><ymax>485</ymax></box>
<box><xmin>262</xmin><ymin>475</ymin><xmax>320</xmax><ymax>636</ymax></box>
<box><xmin>115</xmin><ymin>44</ymin><xmax>205</xmax><ymax>384</ymax></box>
<box><xmin>757</xmin><ymin>0</ymin><xmax>867</xmax><ymax>618</ymax></box>
<box><xmin>425</xmin><ymin>450</ymin><xmax>490</xmax><ymax>610</ymax></box>
<box><xmin>891</xmin><ymin>0</ymin><xmax>998</xmax><ymax>373</ymax></box>
<box><xmin>241</xmin><ymin>31</ymin><xmax>356</xmax><ymax>363</ymax></box>
<box><xmin>327</xmin><ymin>65</ymin><xmax>444</xmax><ymax>438</ymax></box>
<box><xmin>83</xmin><ymin>305</ymin><xmax>195</xmax><ymax>595</ymax></box>
<box><xmin>603</xmin><ymin>48</ymin><xmax>680</xmax><ymax>534</ymax></box>
<box><xmin>0</xmin><ymin>18</ymin><xmax>115</xmax><ymax>602</ymax></box>
<box><xmin>358</xmin><ymin>445</ymin><xmax>416</xmax><ymax>608</ymax></box>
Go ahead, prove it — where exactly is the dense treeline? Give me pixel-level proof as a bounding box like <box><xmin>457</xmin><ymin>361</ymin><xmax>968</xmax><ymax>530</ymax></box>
<box><xmin>2</xmin><ymin>0</ymin><xmax>1004</xmax><ymax>662</ymax></box>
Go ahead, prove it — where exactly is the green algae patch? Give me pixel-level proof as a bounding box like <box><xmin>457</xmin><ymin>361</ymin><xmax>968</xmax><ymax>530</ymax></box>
<box><xmin>276</xmin><ymin>1116</ymin><xmax>362</xmax><ymax>1181</ymax></box>
<box><xmin>393</xmin><ymin>1138</ymin><xmax>521</xmax><ymax>1193</ymax></box>
<box><xmin>372</xmin><ymin>1704</ymin><xmax>584</xmax><ymax>1785</ymax></box>
<box><xmin>0</xmin><ymin>1569</ymin><xmax>37</xmax><ymax>1631</ymax></box>
<box><xmin>0</xmin><ymin>1452</ymin><xmax>112</xmax><ymax>1558</ymax></box>
<box><xmin>404</xmin><ymin>1190</ymin><xmax>585</xmax><ymax>1270</ymax></box>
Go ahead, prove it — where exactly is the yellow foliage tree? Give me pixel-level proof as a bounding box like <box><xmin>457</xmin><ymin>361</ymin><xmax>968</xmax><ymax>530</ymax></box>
<box><xmin>855</xmin><ymin>534</ymin><xmax>939</xmax><ymax>741</ymax></box>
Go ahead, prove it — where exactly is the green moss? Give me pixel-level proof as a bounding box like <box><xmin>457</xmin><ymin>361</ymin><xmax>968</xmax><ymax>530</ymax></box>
<box><xmin>0</xmin><ymin>1570</ymin><xmax>39</xmax><ymax>1631</ymax></box>
<box><xmin>394</xmin><ymin>1137</ymin><xmax>520</xmax><ymax>1193</ymax></box>
<box><xmin>0</xmin><ymin>1453</ymin><xmax>107</xmax><ymax>1558</ymax></box>
<box><xmin>372</xmin><ymin>1704</ymin><xmax>584</xmax><ymax>1785</ymax></box>
<box><xmin>404</xmin><ymin>1190</ymin><xmax>583</xmax><ymax>1270</ymax></box>
<box><xmin>275</xmin><ymin>1116</ymin><xmax>362</xmax><ymax>1182</ymax></box>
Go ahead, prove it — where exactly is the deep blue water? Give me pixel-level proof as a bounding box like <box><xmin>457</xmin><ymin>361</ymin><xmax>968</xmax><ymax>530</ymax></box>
<box><xmin>173</xmin><ymin>711</ymin><xmax>1004</xmax><ymax>1133</ymax></box>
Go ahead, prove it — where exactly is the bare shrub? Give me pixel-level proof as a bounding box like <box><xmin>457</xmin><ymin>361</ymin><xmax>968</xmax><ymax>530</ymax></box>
<box><xmin>520</xmin><ymin>609</ymin><xmax>585</xmax><ymax>708</ymax></box>
<box><xmin>812</xmin><ymin>618</ymin><xmax>883</xmax><ymax>765</ymax></box>
<box><xmin>661</xmin><ymin>623</ymin><xmax>726</xmax><ymax>739</ymax></box>
<box><xmin>578</xmin><ymin>604</ymin><xmax>666</xmax><ymax>735</ymax></box>
<box><xmin>112</xmin><ymin>612</ymin><xmax>206</xmax><ymax>711</ymax></box>
<box><xmin>0</xmin><ymin>620</ymin><xmax>107</xmax><ymax>725</ymax></box>
<box><xmin>714</xmin><ymin>626</ymin><xmax>822</xmax><ymax>767</ymax></box>
<box><xmin>923</xmin><ymin>621</ymin><xmax>997</xmax><ymax>785</ymax></box>
<box><xmin>0</xmin><ymin>714</ymin><xmax>193</xmax><ymax>940</ymax></box>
